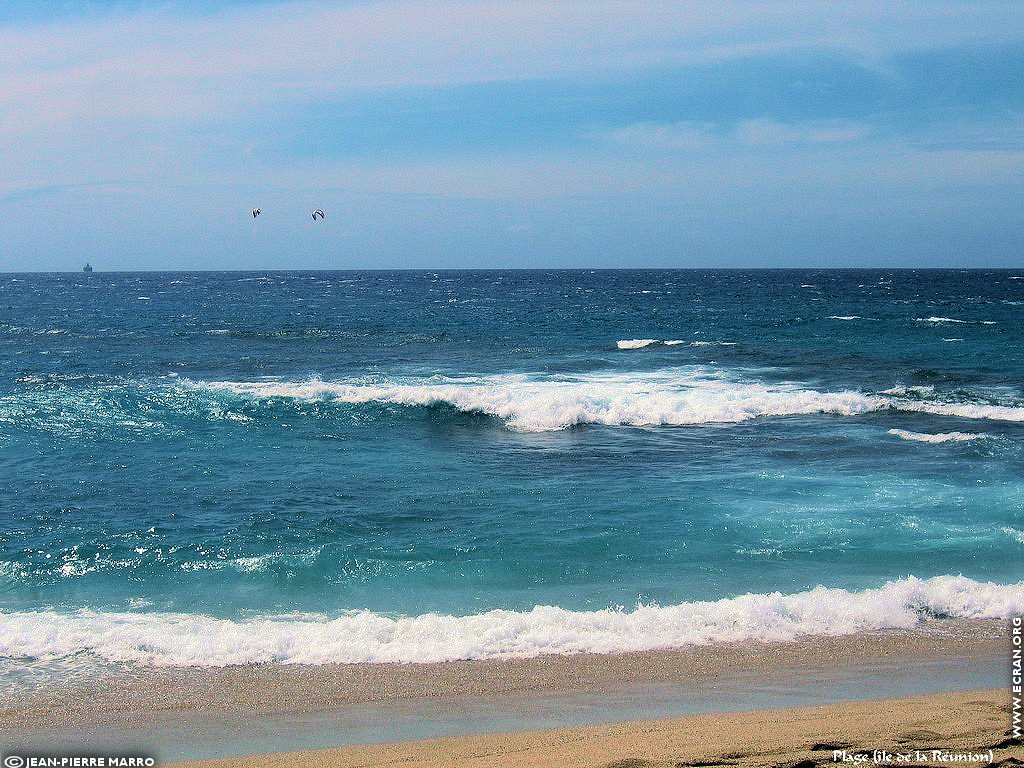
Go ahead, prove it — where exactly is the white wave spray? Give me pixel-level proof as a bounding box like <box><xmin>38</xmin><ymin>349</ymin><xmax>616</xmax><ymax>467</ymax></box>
<box><xmin>887</xmin><ymin>429</ymin><xmax>989</xmax><ymax>443</ymax></box>
<box><xmin>616</xmin><ymin>339</ymin><xmax>658</xmax><ymax>349</ymax></box>
<box><xmin>7</xmin><ymin>368</ymin><xmax>1024</xmax><ymax>437</ymax></box>
<box><xmin>0</xmin><ymin>576</ymin><xmax>1018</xmax><ymax>667</ymax></box>
<box><xmin>194</xmin><ymin>369</ymin><xmax>1024</xmax><ymax>432</ymax></box>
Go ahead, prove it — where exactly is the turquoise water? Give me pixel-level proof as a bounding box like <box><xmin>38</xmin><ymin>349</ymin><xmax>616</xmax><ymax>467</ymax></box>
<box><xmin>0</xmin><ymin>269</ymin><xmax>1022</xmax><ymax>665</ymax></box>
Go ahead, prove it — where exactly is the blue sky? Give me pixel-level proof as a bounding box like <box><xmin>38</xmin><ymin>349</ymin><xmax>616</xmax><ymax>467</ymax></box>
<box><xmin>1</xmin><ymin>1</ymin><xmax>1022</xmax><ymax>270</ymax></box>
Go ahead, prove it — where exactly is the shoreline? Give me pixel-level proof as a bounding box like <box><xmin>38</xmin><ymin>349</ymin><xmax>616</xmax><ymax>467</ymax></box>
<box><xmin>0</xmin><ymin>618</ymin><xmax>1014</xmax><ymax>761</ymax></box>
<box><xmin>167</xmin><ymin>689</ymin><xmax>1023</xmax><ymax>768</ymax></box>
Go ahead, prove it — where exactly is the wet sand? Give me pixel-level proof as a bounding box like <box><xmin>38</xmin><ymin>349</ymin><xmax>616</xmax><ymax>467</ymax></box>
<box><xmin>0</xmin><ymin>619</ymin><xmax>1015</xmax><ymax>762</ymax></box>
<box><xmin>168</xmin><ymin>688</ymin><xmax>1022</xmax><ymax>768</ymax></box>
<box><xmin>0</xmin><ymin>619</ymin><xmax>1007</xmax><ymax>730</ymax></box>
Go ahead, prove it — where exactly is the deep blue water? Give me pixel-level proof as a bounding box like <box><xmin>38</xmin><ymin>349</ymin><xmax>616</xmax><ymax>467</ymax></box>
<box><xmin>0</xmin><ymin>269</ymin><xmax>1022</xmax><ymax>665</ymax></box>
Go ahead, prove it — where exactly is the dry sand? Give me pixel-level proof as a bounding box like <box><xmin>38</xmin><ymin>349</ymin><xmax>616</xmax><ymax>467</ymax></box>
<box><xmin>169</xmin><ymin>688</ymin><xmax>1022</xmax><ymax>768</ymax></box>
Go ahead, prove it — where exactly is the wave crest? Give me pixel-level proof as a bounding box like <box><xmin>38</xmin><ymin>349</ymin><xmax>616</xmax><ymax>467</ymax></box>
<box><xmin>5</xmin><ymin>368</ymin><xmax>1024</xmax><ymax>435</ymax></box>
<box><xmin>200</xmin><ymin>372</ymin><xmax>882</xmax><ymax>432</ymax></box>
<box><xmin>617</xmin><ymin>339</ymin><xmax>658</xmax><ymax>349</ymax></box>
<box><xmin>887</xmin><ymin>429</ymin><xmax>989</xmax><ymax>443</ymax></box>
<box><xmin>0</xmin><ymin>576</ymin><xmax>1018</xmax><ymax>667</ymax></box>
<box><xmin>199</xmin><ymin>372</ymin><xmax>1024</xmax><ymax>432</ymax></box>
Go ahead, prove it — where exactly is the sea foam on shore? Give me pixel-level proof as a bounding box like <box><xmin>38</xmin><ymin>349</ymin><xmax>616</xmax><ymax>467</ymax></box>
<box><xmin>0</xmin><ymin>575</ymin><xmax>1019</xmax><ymax>667</ymax></box>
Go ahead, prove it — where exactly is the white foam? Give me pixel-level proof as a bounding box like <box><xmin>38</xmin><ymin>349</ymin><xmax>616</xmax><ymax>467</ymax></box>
<box><xmin>198</xmin><ymin>371</ymin><xmax>885</xmax><ymax>432</ymax></box>
<box><xmin>827</xmin><ymin>315</ymin><xmax>861</xmax><ymax>320</ymax></box>
<box><xmin>10</xmin><ymin>370</ymin><xmax>1024</xmax><ymax>438</ymax></box>
<box><xmin>890</xmin><ymin>400</ymin><xmax>1024</xmax><ymax>422</ymax></box>
<box><xmin>617</xmin><ymin>339</ymin><xmax>658</xmax><ymax>349</ymax></box>
<box><xmin>0</xmin><ymin>576</ymin><xmax>1017</xmax><ymax>667</ymax></box>
<box><xmin>915</xmin><ymin>317</ymin><xmax>994</xmax><ymax>325</ymax></box>
<box><xmin>664</xmin><ymin>340</ymin><xmax>735</xmax><ymax>347</ymax></box>
<box><xmin>194</xmin><ymin>371</ymin><xmax>1024</xmax><ymax>432</ymax></box>
<box><xmin>887</xmin><ymin>429</ymin><xmax>988</xmax><ymax>443</ymax></box>
<box><xmin>881</xmin><ymin>385</ymin><xmax>934</xmax><ymax>396</ymax></box>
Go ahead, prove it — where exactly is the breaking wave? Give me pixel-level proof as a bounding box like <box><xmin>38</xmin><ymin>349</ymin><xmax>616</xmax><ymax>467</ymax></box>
<box><xmin>887</xmin><ymin>429</ymin><xmax>989</xmax><ymax>443</ymax></box>
<box><xmin>618</xmin><ymin>339</ymin><xmax>736</xmax><ymax>348</ymax></box>
<box><xmin>199</xmin><ymin>372</ymin><xmax>882</xmax><ymax>432</ymax></box>
<box><xmin>4</xmin><ymin>368</ymin><xmax>1024</xmax><ymax>435</ymax></box>
<box><xmin>4</xmin><ymin>367</ymin><xmax>1024</xmax><ymax>435</ymax></box>
<box><xmin>916</xmin><ymin>317</ymin><xmax>997</xmax><ymax>325</ymax></box>
<box><xmin>617</xmin><ymin>339</ymin><xmax>658</xmax><ymax>349</ymax></box>
<box><xmin>196</xmin><ymin>371</ymin><xmax>1024</xmax><ymax>431</ymax></box>
<box><xmin>0</xmin><ymin>576</ymin><xmax>1017</xmax><ymax>667</ymax></box>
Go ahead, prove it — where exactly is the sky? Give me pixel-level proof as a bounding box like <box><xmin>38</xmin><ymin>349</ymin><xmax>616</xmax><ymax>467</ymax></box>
<box><xmin>1</xmin><ymin>1</ymin><xmax>1023</xmax><ymax>271</ymax></box>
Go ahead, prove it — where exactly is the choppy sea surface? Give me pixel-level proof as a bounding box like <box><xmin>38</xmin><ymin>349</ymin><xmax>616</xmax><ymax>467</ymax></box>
<box><xmin>0</xmin><ymin>269</ymin><xmax>1022</xmax><ymax>667</ymax></box>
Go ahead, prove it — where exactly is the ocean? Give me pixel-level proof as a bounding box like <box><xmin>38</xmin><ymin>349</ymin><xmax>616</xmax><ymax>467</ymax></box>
<box><xmin>1</xmin><ymin>269</ymin><xmax>1022</xmax><ymax>668</ymax></box>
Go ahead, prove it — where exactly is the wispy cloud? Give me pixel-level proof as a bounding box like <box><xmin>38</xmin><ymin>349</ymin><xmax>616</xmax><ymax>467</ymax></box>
<box><xmin>735</xmin><ymin>118</ymin><xmax>873</xmax><ymax>146</ymax></box>
<box><xmin>595</xmin><ymin>118</ymin><xmax>874</xmax><ymax>151</ymax></box>
<box><xmin>2</xmin><ymin>0</ymin><xmax>1022</xmax><ymax>137</ymax></box>
<box><xmin>597</xmin><ymin>122</ymin><xmax>718</xmax><ymax>151</ymax></box>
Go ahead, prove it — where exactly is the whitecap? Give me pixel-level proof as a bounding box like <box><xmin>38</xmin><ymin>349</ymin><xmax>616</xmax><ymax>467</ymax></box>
<box><xmin>0</xmin><ymin>575</ymin><xmax>1017</xmax><ymax>667</ymax></box>
<box><xmin>887</xmin><ymin>429</ymin><xmax>988</xmax><ymax>443</ymax></box>
<box><xmin>193</xmin><ymin>372</ymin><xmax>1024</xmax><ymax>432</ymax></box>
<box><xmin>616</xmin><ymin>339</ymin><xmax>658</xmax><ymax>349</ymax></box>
<box><xmin>197</xmin><ymin>371</ymin><xmax>884</xmax><ymax>432</ymax></box>
<box><xmin>11</xmin><ymin>369</ymin><xmax>1024</xmax><ymax>439</ymax></box>
<box><xmin>881</xmin><ymin>386</ymin><xmax>934</xmax><ymax>396</ymax></box>
<box><xmin>664</xmin><ymin>340</ymin><xmax>735</xmax><ymax>347</ymax></box>
<box><xmin>915</xmin><ymin>317</ymin><xmax>995</xmax><ymax>325</ymax></box>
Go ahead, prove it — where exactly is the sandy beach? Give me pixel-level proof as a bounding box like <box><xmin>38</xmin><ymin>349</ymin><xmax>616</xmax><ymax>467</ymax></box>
<box><xmin>0</xmin><ymin>619</ymin><xmax>1016</xmax><ymax>763</ymax></box>
<box><xmin>0</xmin><ymin>619</ymin><xmax>1008</xmax><ymax>730</ymax></box>
<box><xmin>168</xmin><ymin>688</ymin><xmax>1022</xmax><ymax>768</ymax></box>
